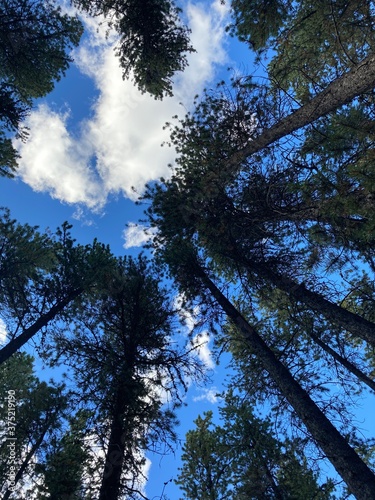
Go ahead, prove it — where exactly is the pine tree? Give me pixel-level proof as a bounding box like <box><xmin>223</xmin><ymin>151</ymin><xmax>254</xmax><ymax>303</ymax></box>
<box><xmin>0</xmin><ymin>213</ymin><xmax>115</xmax><ymax>365</ymax></box>
<box><xmin>0</xmin><ymin>353</ymin><xmax>69</xmax><ymax>498</ymax></box>
<box><xmin>49</xmin><ymin>254</ymin><xmax>202</xmax><ymax>500</ymax></box>
<box><xmin>177</xmin><ymin>392</ymin><xmax>335</xmax><ymax>499</ymax></box>
<box><xmin>72</xmin><ymin>0</ymin><xmax>194</xmax><ymax>99</ymax></box>
<box><xmin>0</xmin><ymin>0</ymin><xmax>83</xmax><ymax>176</ymax></box>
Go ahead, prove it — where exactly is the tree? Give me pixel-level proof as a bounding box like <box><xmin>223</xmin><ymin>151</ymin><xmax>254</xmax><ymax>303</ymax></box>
<box><xmin>0</xmin><ymin>353</ymin><xmax>70</xmax><ymax>499</ymax></box>
<box><xmin>177</xmin><ymin>392</ymin><xmax>335</xmax><ymax>499</ymax></box>
<box><xmin>145</xmin><ymin>74</ymin><xmax>375</xmax><ymax>349</ymax></box>
<box><xmin>72</xmin><ymin>0</ymin><xmax>194</xmax><ymax>99</ymax></box>
<box><xmin>35</xmin><ymin>410</ymin><xmax>92</xmax><ymax>500</ymax></box>
<box><xmin>0</xmin><ymin>0</ymin><xmax>83</xmax><ymax>176</ymax></box>
<box><xmin>48</xmin><ymin>254</ymin><xmax>203</xmax><ymax>500</ymax></box>
<box><xmin>228</xmin><ymin>0</ymin><xmax>375</xmax><ymax>102</ymax></box>
<box><xmin>184</xmin><ymin>252</ymin><xmax>375</xmax><ymax>499</ymax></box>
<box><xmin>143</xmin><ymin>49</ymin><xmax>375</xmax><ymax>495</ymax></box>
<box><xmin>0</xmin><ymin>213</ymin><xmax>115</xmax><ymax>365</ymax></box>
<box><xmin>176</xmin><ymin>412</ymin><xmax>234</xmax><ymax>500</ymax></box>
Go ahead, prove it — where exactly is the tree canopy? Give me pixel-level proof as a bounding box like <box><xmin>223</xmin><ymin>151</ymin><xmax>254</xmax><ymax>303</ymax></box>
<box><xmin>0</xmin><ymin>0</ymin><xmax>83</xmax><ymax>176</ymax></box>
<box><xmin>142</xmin><ymin>3</ymin><xmax>375</xmax><ymax>497</ymax></box>
<box><xmin>4</xmin><ymin>1</ymin><xmax>375</xmax><ymax>498</ymax></box>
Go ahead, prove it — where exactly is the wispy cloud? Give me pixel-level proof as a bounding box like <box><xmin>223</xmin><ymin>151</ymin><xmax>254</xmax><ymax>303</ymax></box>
<box><xmin>190</xmin><ymin>331</ymin><xmax>214</xmax><ymax>369</ymax></box>
<box><xmin>0</xmin><ymin>318</ymin><xmax>8</xmax><ymax>345</ymax></box>
<box><xmin>122</xmin><ymin>223</ymin><xmax>156</xmax><ymax>249</ymax></box>
<box><xmin>193</xmin><ymin>387</ymin><xmax>219</xmax><ymax>404</ymax></box>
<box><xmin>14</xmin><ymin>1</ymin><xmax>231</xmax><ymax>211</ymax></box>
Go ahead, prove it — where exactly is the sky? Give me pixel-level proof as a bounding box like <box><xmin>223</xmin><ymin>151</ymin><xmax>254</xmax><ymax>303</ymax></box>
<box><xmin>0</xmin><ymin>0</ymin><xmax>250</xmax><ymax>497</ymax></box>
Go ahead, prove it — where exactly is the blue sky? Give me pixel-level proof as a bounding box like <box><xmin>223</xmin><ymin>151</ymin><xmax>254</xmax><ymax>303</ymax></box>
<box><xmin>0</xmin><ymin>0</ymin><xmax>247</xmax><ymax>497</ymax></box>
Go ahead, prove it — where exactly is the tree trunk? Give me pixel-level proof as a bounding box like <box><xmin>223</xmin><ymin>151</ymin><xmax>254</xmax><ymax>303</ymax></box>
<box><xmin>243</xmin><ymin>257</ymin><xmax>375</xmax><ymax>348</ymax></box>
<box><xmin>3</xmin><ymin>412</ymin><xmax>55</xmax><ymax>499</ymax></box>
<box><xmin>309</xmin><ymin>332</ymin><xmax>375</xmax><ymax>393</ymax></box>
<box><xmin>98</xmin><ymin>379</ymin><xmax>133</xmax><ymax>500</ymax></box>
<box><xmin>194</xmin><ymin>263</ymin><xmax>375</xmax><ymax>500</ymax></box>
<box><xmin>226</xmin><ymin>54</ymin><xmax>375</xmax><ymax>174</ymax></box>
<box><xmin>0</xmin><ymin>287</ymin><xmax>83</xmax><ymax>365</ymax></box>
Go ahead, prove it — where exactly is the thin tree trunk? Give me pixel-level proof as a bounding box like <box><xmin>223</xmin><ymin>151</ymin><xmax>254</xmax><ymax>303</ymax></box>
<box><xmin>194</xmin><ymin>263</ymin><xmax>375</xmax><ymax>500</ymax></box>
<box><xmin>309</xmin><ymin>332</ymin><xmax>375</xmax><ymax>393</ymax></box>
<box><xmin>0</xmin><ymin>287</ymin><xmax>83</xmax><ymax>365</ymax></box>
<box><xmin>3</xmin><ymin>414</ymin><xmax>54</xmax><ymax>499</ymax></box>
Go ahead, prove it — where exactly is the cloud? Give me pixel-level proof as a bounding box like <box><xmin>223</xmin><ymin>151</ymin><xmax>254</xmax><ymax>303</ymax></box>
<box><xmin>122</xmin><ymin>223</ymin><xmax>157</xmax><ymax>249</ymax></box>
<box><xmin>193</xmin><ymin>387</ymin><xmax>219</xmax><ymax>404</ymax></box>
<box><xmin>14</xmin><ymin>1</ymin><xmax>231</xmax><ymax>210</ymax></box>
<box><xmin>175</xmin><ymin>0</ymin><xmax>230</xmax><ymax>105</ymax></box>
<box><xmin>190</xmin><ymin>331</ymin><xmax>214</xmax><ymax>369</ymax></box>
<box><xmin>14</xmin><ymin>105</ymin><xmax>105</xmax><ymax>209</ymax></box>
<box><xmin>0</xmin><ymin>318</ymin><xmax>7</xmax><ymax>345</ymax></box>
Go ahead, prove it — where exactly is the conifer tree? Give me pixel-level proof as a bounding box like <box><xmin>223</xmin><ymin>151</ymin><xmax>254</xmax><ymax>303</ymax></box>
<box><xmin>48</xmin><ymin>254</ymin><xmax>202</xmax><ymax>500</ymax></box>
<box><xmin>0</xmin><ymin>0</ymin><xmax>83</xmax><ymax>175</ymax></box>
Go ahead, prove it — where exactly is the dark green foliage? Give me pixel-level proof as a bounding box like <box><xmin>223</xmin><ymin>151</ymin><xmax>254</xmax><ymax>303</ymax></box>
<box><xmin>35</xmin><ymin>411</ymin><xmax>91</xmax><ymax>500</ymax></box>
<box><xmin>228</xmin><ymin>0</ymin><xmax>292</xmax><ymax>51</ymax></box>
<box><xmin>229</xmin><ymin>0</ymin><xmax>375</xmax><ymax>101</ymax></box>
<box><xmin>0</xmin><ymin>0</ymin><xmax>83</xmax><ymax>176</ymax></box>
<box><xmin>0</xmin><ymin>353</ymin><xmax>69</xmax><ymax>498</ymax></box>
<box><xmin>0</xmin><ymin>213</ymin><xmax>116</xmax><ymax>365</ymax></box>
<box><xmin>49</xmin><ymin>254</ymin><xmax>202</xmax><ymax>499</ymax></box>
<box><xmin>143</xmin><ymin>11</ymin><xmax>375</xmax><ymax>493</ymax></box>
<box><xmin>177</xmin><ymin>392</ymin><xmax>335</xmax><ymax>499</ymax></box>
<box><xmin>176</xmin><ymin>411</ymin><xmax>233</xmax><ymax>500</ymax></box>
<box><xmin>73</xmin><ymin>0</ymin><xmax>194</xmax><ymax>99</ymax></box>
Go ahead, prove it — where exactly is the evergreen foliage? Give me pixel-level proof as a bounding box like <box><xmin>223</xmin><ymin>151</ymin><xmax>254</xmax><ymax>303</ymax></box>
<box><xmin>177</xmin><ymin>392</ymin><xmax>335</xmax><ymax>499</ymax></box>
<box><xmin>0</xmin><ymin>0</ymin><xmax>83</xmax><ymax>176</ymax></box>
<box><xmin>72</xmin><ymin>0</ymin><xmax>194</xmax><ymax>99</ymax></box>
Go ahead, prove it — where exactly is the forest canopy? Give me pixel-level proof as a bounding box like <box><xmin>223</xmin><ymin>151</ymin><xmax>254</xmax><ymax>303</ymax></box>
<box><xmin>2</xmin><ymin>0</ymin><xmax>375</xmax><ymax>499</ymax></box>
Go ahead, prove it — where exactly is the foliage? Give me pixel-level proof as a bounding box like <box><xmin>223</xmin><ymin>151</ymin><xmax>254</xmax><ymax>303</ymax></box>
<box><xmin>143</xmin><ymin>4</ymin><xmax>375</xmax><ymax>495</ymax></box>
<box><xmin>0</xmin><ymin>0</ymin><xmax>83</xmax><ymax>176</ymax></box>
<box><xmin>35</xmin><ymin>410</ymin><xmax>91</xmax><ymax>500</ymax></box>
<box><xmin>228</xmin><ymin>0</ymin><xmax>375</xmax><ymax>101</ymax></box>
<box><xmin>47</xmin><ymin>254</ymin><xmax>203</xmax><ymax>499</ymax></box>
<box><xmin>0</xmin><ymin>353</ymin><xmax>70</xmax><ymax>498</ymax></box>
<box><xmin>177</xmin><ymin>392</ymin><xmax>335</xmax><ymax>499</ymax></box>
<box><xmin>0</xmin><ymin>212</ymin><xmax>116</xmax><ymax>365</ymax></box>
<box><xmin>73</xmin><ymin>0</ymin><xmax>194</xmax><ymax>99</ymax></box>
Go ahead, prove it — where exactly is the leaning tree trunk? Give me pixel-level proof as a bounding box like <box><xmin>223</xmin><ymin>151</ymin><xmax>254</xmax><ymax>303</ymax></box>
<box><xmin>226</xmin><ymin>54</ymin><xmax>375</xmax><ymax>175</ymax></box>
<box><xmin>241</xmin><ymin>256</ymin><xmax>375</xmax><ymax>348</ymax></box>
<box><xmin>309</xmin><ymin>331</ymin><xmax>375</xmax><ymax>393</ymax></box>
<box><xmin>194</xmin><ymin>263</ymin><xmax>375</xmax><ymax>500</ymax></box>
<box><xmin>3</xmin><ymin>417</ymin><xmax>52</xmax><ymax>499</ymax></box>
<box><xmin>0</xmin><ymin>286</ymin><xmax>83</xmax><ymax>365</ymax></box>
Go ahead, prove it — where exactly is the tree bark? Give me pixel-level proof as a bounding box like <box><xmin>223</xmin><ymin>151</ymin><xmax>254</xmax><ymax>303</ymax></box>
<box><xmin>98</xmin><ymin>383</ymin><xmax>129</xmax><ymax>500</ymax></box>
<box><xmin>0</xmin><ymin>287</ymin><xmax>83</xmax><ymax>365</ymax></box>
<box><xmin>226</xmin><ymin>54</ymin><xmax>375</xmax><ymax>174</ymax></box>
<box><xmin>242</xmin><ymin>257</ymin><xmax>375</xmax><ymax>348</ymax></box>
<box><xmin>194</xmin><ymin>263</ymin><xmax>375</xmax><ymax>500</ymax></box>
<box><xmin>309</xmin><ymin>332</ymin><xmax>375</xmax><ymax>393</ymax></box>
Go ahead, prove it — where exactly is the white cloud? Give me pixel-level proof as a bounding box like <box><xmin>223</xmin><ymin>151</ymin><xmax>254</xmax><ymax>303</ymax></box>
<box><xmin>190</xmin><ymin>331</ymin><xmax>214</xmax><ymax>369</ymax></box>
<box><xmin>14</xmin><ymin>105</ymin><xmax>106</xmax><ymax>209</ymax></box>
<box><xmin>0</xmin><ymin>318</ymin><xmax>7</xmax><ymax>345</ymax></box>
<box><xmin>122</xmin><ymin>223</ymin><xmax>156</xmax><ymax>249</ymax></box>
<box><xmin>175</xmin><ymin>0</ymin><xmax>230</xmax><ymax>105</ymax></box>
<box><xmin>193</xmin><ymin>387</ymin><xmax>219</xmax><ymax>404</ymax></box>
<box><xmin>14</xmin><ymin>1</ymin><xmax>231</xmax><ymax>210</ymax></box>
